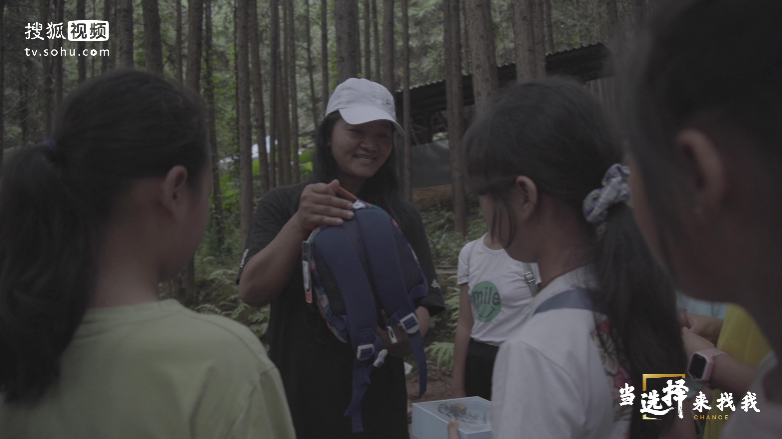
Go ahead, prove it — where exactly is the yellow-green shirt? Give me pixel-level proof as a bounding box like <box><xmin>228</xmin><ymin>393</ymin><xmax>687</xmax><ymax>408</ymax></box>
<box><xmin>704</xmin><ymin>304</ymin><xmax>772</xmax><ymax>439</ymax></box>
<box><xmin>0</xmin><ymin>299</ymin><xmax>296</xmax><ymax>439</ymax></box>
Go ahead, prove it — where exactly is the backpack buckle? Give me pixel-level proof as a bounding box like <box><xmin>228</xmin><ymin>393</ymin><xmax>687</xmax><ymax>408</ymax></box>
<box><xmin>399</xmin><ymin>313</ymin><xmax>420</xmax><ymax>334</ymax></box>
<box><xmin>356</xmin><ymin>343</ymin><xmax>375</xmax><ymax>361</ymax></box>
<box><xmin>373</xmin><ymin>349</ymin><xmax>388</xmax><ymax>367</ymax></box>
<box><xmin>387</xmin><ymin>326</ymin><xmax>399</xmax><ymax>345</ymax></box>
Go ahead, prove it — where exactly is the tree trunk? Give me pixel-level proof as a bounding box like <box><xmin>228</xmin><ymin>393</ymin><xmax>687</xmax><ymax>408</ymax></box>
<box><xmin>279</xmin><ymin>0</ymin><xmax>291</xmax><ymax>185</ymax></box>
<box><xmin>461</xmin><ymin>0</ymin><xmax>471</xmax><ymax>74</ymax></box>
<box><xmin>204</xmin><ymin>0</ymin><xmax>226</xmax><ymax>251</ymax></box>
<box><xmin>444</xmin><ymin>0</ymin><xmax>466</xmax><ymax>235</ymax></box>
<box><xmin>237</xmin><ymin>0</ymin><xmax>253</xmax><ymax>242</ymax></box>
<box><xmin>287</xmin><ymin>0</ymin><xmax>300</xmax><ymax>182</ymax></box>
<box><xmin>633</xmin><ymin>0</ymin><xmax>646</xmax><ymax>25</ymax></box>
<box><xmin>372</xmin><ymin>0</ymin><xmax>380</xmax><ymax>85</ymax></box>
<box><xmin>543</xmin><ymin>0</ymin><xmax>554</xmax><ymax>54</ymax></box>
<box><xmin>381</xmin><ymin>0</ymin><xmax>394</xmax><ymax>93</ymax></box>
<box><xmin>321</xmin><ymin>0</ymin><xmax>329</xmax><ymax>115</ymax></box>
<box><xmin>142</xmin><ymin>0</ymin><xmax>164</xmax><ymax>74</ymax></box>
<box><xmin>363</xmin><ymin>0</ymin><xmax>371</xmax><ymax>80</ymax></box>
<box><xmin>401</xmin><ymin>0</ymin><xmax>411</xmax><ymax>202</ymax></box>
<box><xmin>511</xmin><ymin>0</ymin><xmax>535</xmax><ymax>80</ymax></box>
<box><xmin>249</xmin><ymin>0</ymin><xmax>269</xmax><ymax>195</ymax></box>
<box><xmin>182</xmin><ymin>0</ymin><xmax>204</xmax><ymax>305</ymax></box>
<box><xmin>117</xmin><ymin>0</ymin><xmax>134</xmax><ymax>68</ymax></box>
<box><xmin>0</xmin><ymin>0</ymin><xmax>4</xmax><ymax>167</ymax></box>
<box><xmin>186</xmin><ymin>0</ymin><xmax>203</xmax><ymax>92</ymax></box>
<box><xmin>101</xmin><ymin>0</ymin><xmax>111</xmax><ymax>73</ymax></box>
<box><xmin>531</xmin><ymin>0</ymin><xmax>546</xmax><ymax>76</ymax></box>
<box><xmin>175</xmin><ymin>0</ymin><xmax>183</xmax><ymax>82</ymax></box>
<box><xmin>465</xmin><ymin>0</ymin><xmax>496</xmax><ymax>114</ymax></box>
<box><xmin>39</xmin><ymin>0</ymin><xmax>52</xmax><ymax>137</ymax></box>
<box><xmin>271</xmin><ymin>0</ymin><xmax>281</xmax><ymax>187</ymax></box>
<box><xmin>77</xmin><ymin>0</ymin><xmax>87</xmax><ymax>82</ymax></box>
<box><xmin>336</xmin><ymin>0</ymin><xmax>359</xmax><ymax>82</ymax></box>
<box><xmin>54</xmin><ymin>0</ymin><xmax>63</xmax><ymax>105</ymax></box>
<box><xmin>305</xmin><ymin>0</ymin><xmax>319</xmax><ymax>132</ymax></box>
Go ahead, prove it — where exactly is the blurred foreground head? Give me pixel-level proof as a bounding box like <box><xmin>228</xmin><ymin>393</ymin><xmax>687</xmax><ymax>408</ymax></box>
<box><xmin>623</xmin><ymin>0</ymin><xmax>782</xmax><ymax>307</ymax></box>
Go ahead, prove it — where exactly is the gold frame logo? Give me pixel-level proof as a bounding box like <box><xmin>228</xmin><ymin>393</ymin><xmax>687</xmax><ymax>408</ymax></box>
<box><xmin>641</xmin><ymin>374</ymin><xmax>685</xmax><ymax>420</ymax></box>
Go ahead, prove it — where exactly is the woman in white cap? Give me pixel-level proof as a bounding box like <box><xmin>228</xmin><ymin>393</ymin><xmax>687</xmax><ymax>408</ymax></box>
<box><xmin>236</xmin><ymin>78</ymin><xmax>445</xmax><ymax>439</ymax></box>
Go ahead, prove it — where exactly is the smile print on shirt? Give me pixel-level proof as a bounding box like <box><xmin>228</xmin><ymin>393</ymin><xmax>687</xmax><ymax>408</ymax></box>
<box><xmin>471</xmin><ymin>281</ymin><xmax>502</xmax><ymax>322</ymax></box>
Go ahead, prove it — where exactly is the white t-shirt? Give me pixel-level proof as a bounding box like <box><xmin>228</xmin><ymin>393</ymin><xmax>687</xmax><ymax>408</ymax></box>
<box><xmin>457</xmin><ymin>235</ymin><xmax>536</xmax><ymax>345</ymax></box>
<box><xmin>491</xmin><ymin>266</ymin><xmax>631</xmax><ymax>439</ymax></box>
<box><xmin>720</xmin><ymin>352</ymin><xmax>782</xmax><ymax>438</ymax></box>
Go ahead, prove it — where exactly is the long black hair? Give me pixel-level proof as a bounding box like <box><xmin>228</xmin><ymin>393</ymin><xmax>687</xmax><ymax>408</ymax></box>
<box><xmin>311</xmin><ymin>111</ymin><xmax>408</xmax><ymax>224</ymax></box>
<box><xmin>464</xmin><ymin>78</ymin><xmax>685</xmax><ymax>438</ymax></box>
<box><xmin>623</xmin><ymin>0</ymin><xmax>782</xmax><ymax>268</ymax></box>
<box><xmin>0</xmin><ymin>69</ymin><xmax>209</xmax><ymax>404</ymax></box>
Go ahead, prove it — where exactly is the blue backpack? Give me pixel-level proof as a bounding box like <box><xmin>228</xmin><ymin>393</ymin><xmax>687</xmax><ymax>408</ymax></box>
<box><xmin>301</xmin><ymin>194</ymin><xmax>428</xmax><ymax>433</ymax></box>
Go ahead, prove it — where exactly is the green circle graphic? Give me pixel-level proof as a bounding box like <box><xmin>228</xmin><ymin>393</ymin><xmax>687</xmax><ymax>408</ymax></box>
<box><xmin>471</xmin><ymin>281</ymin><xmax>502</xmax><ymax>322</ymax></box>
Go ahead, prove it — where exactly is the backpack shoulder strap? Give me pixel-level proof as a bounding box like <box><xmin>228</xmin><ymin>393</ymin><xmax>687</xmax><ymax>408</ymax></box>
<box><xmin>313</xmin><ymin>225</ymin><xmax>384</xmax><ymax>433</ymax></box>
<box><xmin>533</xmin><ymin>288</ymin><xmax>594</xmax><ymax>315</ymax></box>
<box><xmin>354</xmin><ymin>208</ymin><xmax>428</xmax><ymax>400</ymax></box>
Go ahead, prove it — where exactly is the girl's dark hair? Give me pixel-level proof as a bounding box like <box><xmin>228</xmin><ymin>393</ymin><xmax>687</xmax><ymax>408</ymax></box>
<box><xmin>0</xmin><ymin>69</ymin><xmax>209</xmax><ymax>404</ymax></box>
<box><xmin>623</xmin><ymin>0</ymin><xmax>782</xmax><ymax>264</ymax></box>
<box><xmin>312</xmin><ymin>111</ymin><xmax>407</xmax><ymax>222</ymax></box>
<box><xmin>464</xmin><ymin>78</ymin><xmax>685</xmax><ymax>438</ymax></box>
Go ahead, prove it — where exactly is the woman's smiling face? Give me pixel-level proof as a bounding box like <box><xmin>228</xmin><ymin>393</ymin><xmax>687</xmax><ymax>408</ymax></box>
<box><xmin>330</xmin><ymin>117</ymin><xmax>393</xmax><ymax>183</ymax></box>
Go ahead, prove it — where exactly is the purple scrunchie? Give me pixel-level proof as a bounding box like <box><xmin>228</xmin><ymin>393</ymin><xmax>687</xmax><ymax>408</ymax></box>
<box><xmin>582</xmin><ymin>164</ymin><xmax>631</xmax><ymax>225</ymax></box>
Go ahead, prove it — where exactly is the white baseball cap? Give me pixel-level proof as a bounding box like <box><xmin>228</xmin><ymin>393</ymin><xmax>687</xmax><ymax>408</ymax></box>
<box><xmin>326</xmin><ymin>78</ymin><xmax>404</xmax><ymax>136</ymax></box>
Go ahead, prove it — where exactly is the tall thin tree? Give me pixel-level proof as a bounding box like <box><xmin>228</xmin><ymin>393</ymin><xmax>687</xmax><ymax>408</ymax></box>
<box><xmin>363</xmin><ymin>0</ymin><xmax>371</xmax><ymax>80</ymax></box>
<box><xmin>271</xmin><ymin>0</ymin><xmax>282</xmax><ymax>187</ymax></box>
<box><xmin>381</xmin><ymin>0</ymin><xmax>394</xmax><ymax>93</ymax></box>
<box><xmin>182</xmin><ymin>0</ymin><xmax>204</xmax><ymax>305</ymax></box>
<box><xmin>249</xmin><ymin>0</ymin><xmax>270</xmax><ymax>194</ymax></box>
<box><xmin>204</xmin><ymin>0</ymin><xmax>226</xmax><ymax>251</ymax></box>
<box><xmin>186</xmin><ymin>0</ymin><xmax>204</xmax><ymax>91</ymax></box>
<box><xmin>511</xmin><ymin>0</ymin><xmax>536</xmax><ymax>80</ymax></box>
<box><xmin>236</xmin><ymin>0</ymin><xmax>253</xmax><ymax>241</ymax></box>
<box><xmin>305</xmin><ymin>0</ymin><xmax>319</xmax><ymax>132</ymax></box>
<box><xmin>77</xmin><ymin>0</ymin><xmax>87</xmax><ymax>82</ymax></box>
<box><xmin>543</xmin><ymin>0</ymin><xmax>554</xmax><ymax>54</ymax></box>
<box><xmin>117</xmin><ymin>0</ymin><xmax>134</xmax><ymax>67</ymax></box>
<box><xmin>401</xmin><ymin>0</ymin><xmax>411</xmax><ymax>202</ymax></box>
<box><xmin>0</xmin><ymin>0</ymin><xmax>4</xmax><ymax>167</ymax></box>
<box><xmin>287</xmin><ymin>0</ymin><xmax>300</xmax><ymax>182</ymax></box>
<box><xmin>40</xmin><ymin>0</ymin><xmax>53</xmax><ymax>136</ymax></box>
<box><xmin>321</xmin><ymin>0</ymin><xmax>329</xmax><ymax>115</ymax></box>
<box><xmin>54</xmin><ymin>0</ymin><xmax>64</xmax><ymax>105</ymax></box>
<box><xmin>142</xmin><ymin>0</ymin><xmax>164</xmax><ymax>74</ymax></box>
<box><xmin>372</xmin><ymin>0</ymin><xmax>380</xmax><ymax>85</ymax></box>
<box><xmin>531</xmin><ymin>0</ymin><xmax>546</xmax><ymax>76</ymax></box>
<box><xmin>444</xmin><ymin>0</ymin><xmax>466</xmax><ymax>235</ymax></box>
<box><xmin>175</xmin><ymin>0</ymin><xmax>183</xmax><ymax>83</ymax></box>
<box><xmin>465</xmin><ymin>0</ymin><xmax>497</xmax><ymax>113</ymax></box>
<box><xmin>276</xmin><ymin>0</ymin><xmax>291</xmax><ymax>185</ymax></box>
<box><xmin>101</xmin><ymin>0</ymin><xmax>111</xmax><ymax>73</ymax></box>
<box><xmin>336</xmin><ymin>0</ymin><xmax>360</xmax><ymax>82</ymax></box>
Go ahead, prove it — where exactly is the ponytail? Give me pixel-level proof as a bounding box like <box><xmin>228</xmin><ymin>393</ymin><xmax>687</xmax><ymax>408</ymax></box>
<box><xmin>593</xmin><ymin>204</ymin><xmax>684</xmax><ymax>438</ymax></box>
<box><xmin>0</xmin><ymin>145</ymin><xmax>97</xmax><ymax>403</ymax></box>
<box><xmin>0</xmin><ymin>69</ymin><xmax>209</xmax><ymax>404</ymax></box>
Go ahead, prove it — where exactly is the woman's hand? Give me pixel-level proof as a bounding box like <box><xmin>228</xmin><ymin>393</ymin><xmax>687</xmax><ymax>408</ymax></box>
<box><xmin>679</xmin><ymin>312</ymin><xmax>723</xmax><ymax>344</ymax></box>
<box><xmin>293</xmin><ymin>179</ymin><xmax>355</xmax><ymax>232</ymax></box>
<box><xmin>447</xmin><ymin>419</ymin><xmax>460</xmax><ymax>439</ymax></box>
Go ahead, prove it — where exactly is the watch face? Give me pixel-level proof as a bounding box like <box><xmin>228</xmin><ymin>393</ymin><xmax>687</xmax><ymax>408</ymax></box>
<box><xmin>689</xmin><ymin>354</ymin><xmax>708</xmax><ymax>379</ymax></box>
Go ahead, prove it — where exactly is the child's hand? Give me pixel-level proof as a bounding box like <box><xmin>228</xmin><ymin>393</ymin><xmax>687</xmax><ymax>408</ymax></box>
<box><xmin>681</xmin><ymin>327</ymin><xmax>716</xmax><ymax>359</ymax></box>
<box><xmin>448</xmin><ymin>419</ymin><xmax>460</xmax><ymax>439</ymax></box>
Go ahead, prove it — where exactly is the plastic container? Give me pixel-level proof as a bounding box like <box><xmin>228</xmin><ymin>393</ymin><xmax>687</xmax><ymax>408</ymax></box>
<box><xmin>411</xmin><ymin>396</ymin><xmax>492</xmax><ymax>439</ymax></box>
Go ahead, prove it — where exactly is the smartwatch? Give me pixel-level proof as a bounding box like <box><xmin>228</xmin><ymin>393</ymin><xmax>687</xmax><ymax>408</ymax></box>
<box><xmin>688</xmin><ymin>348</ymin><xmax>726</xmax><ymax>383</ymax></box>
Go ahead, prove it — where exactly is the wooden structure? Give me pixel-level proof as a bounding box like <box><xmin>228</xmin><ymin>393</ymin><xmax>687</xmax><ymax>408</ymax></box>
<box><xmin>393</xmin><ymin>43</ymin><xmax>614</xmax><ymax>145</ymax></box>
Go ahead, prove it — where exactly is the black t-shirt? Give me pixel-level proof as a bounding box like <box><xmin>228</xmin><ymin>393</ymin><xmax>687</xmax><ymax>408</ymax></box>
<box><xmin>236</xmin><ymin>182</ymin><xmax>445</xmax><ymax>439</ymax></box>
